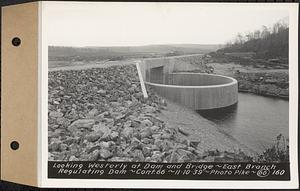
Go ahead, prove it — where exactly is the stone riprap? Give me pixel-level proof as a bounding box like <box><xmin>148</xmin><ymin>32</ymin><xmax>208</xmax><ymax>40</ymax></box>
<box><xmin>48</xmin><ymin>65</ymin><xmax>183</xmax><ymax>162</ymax></box>
<box><xmin>48</xmin><ymin>64</ymin><xmax>252</xmax><ymax>162</ymax></box>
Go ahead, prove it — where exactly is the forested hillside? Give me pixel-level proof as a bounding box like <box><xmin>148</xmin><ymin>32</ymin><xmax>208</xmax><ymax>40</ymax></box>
<box><xmin>217</xmin><ymin>19</ymin><xmax>289</xmax><ymax>59</ymax></box>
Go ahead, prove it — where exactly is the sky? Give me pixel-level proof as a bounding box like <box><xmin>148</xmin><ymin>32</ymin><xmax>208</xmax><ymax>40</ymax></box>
<box><xmin>44</xmin><ymin>2</ymin><xmax>290</xmax><ymax>47</ymax></box>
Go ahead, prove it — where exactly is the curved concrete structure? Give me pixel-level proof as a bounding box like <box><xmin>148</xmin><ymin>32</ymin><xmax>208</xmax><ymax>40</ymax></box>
<box><xmin>145</xmin><ymin>73</ymin><xmax>238</xmax><ymax>110</ymax></box>
<box><xmin>137</xmin><ymin>58</ymin><xmax>238</xmax><ymax>110</ymax></box>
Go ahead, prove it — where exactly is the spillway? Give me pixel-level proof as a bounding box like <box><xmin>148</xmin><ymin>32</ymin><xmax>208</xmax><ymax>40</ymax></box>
<box><xmin>137</xmin><ymin>57</ymin><xmax>238</xmax><ymax>110</ymax></box>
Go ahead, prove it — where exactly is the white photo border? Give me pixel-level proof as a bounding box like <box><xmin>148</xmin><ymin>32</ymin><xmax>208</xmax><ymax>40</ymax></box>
<box><xmin>39</xmin><ymin>1</ymin><xmax>299</xmax><ymax>188</ymax></box>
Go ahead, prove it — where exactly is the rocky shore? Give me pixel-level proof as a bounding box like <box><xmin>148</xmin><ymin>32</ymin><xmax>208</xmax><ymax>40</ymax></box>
<box><xmin>206</xmin><ymin>58</ymin><xmax>289</xmax><ymax>99</ymax></box>
<box><xmin>234</xmin><ymin>71</ymin><xmax>289</xmax><ymax>99</ymax></box>
<box><xmin>48</xmin><ymin>64</ymin><xmax>253</xmax><ymax>162</ymax></box>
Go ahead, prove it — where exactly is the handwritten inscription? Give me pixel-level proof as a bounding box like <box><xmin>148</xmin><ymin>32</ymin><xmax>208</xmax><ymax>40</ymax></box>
<box><xmin>51</xmin><ymin>162</ymin><xmax>287</xmax><ymax>179</ymax></box>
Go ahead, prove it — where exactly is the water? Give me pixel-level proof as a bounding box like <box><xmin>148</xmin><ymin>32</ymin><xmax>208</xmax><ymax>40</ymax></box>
<box><xmin>198</xmin><ymin>93</ymin><xmax>289</xmax><ymax>153</ymax></box>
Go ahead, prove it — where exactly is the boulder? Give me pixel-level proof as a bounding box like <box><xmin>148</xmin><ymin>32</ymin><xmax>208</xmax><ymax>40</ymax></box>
<box><xmin>99</xmin><ymin>141</ymin><xmax>110</xmax><ymax>149</ymax></box>
<box><xmin>144</xmin><ymin>106</ymin><xmax>156</xmax><ymax>113</ymax></box>
<box><xmin>142</xmin><ymin>146</ymin><xmax>152</xmax><ymax>157</ymax></box>
<box><xmin>68</xmin><ymin>119</ymin><xmax>95</xmax><ymax>132</ymax></box>
<box><xmin>49</xmin><ymin>141</ymin><xmax>61</xmax><ymax>152</ymax></box>
<box><xmin>140</xmin><ymin>127</ymin><xmax>152</xmax><ymax>139</ymax></box>
<box><xmin>131</xmin><ymin>149</ymin><xmax>145</xmax><ymax>161</ymax></box>
<box><xmin>122</xmin><ymin>127</ymin><xmax>134</xmax><ymax>139</ymax></box>
<box><xmin>99</xmin><ymin>149</ymin><xmax>112</xmax><ymax>159</ymax></box>
<box><xmin>69</xmin><ymin>155</ymin><xmax>79</xmax><ymax>161</ymax></box>
<box><xmin>88</xmin><ymin>150</ymin><xmax>100</xmax><ymax>161</ymax></box>
<box><xmin>60</xmin><ymin>143</ymin><xmax>68</xmax><ymax>151</ymax></box>
<box><xmin>86</xmin><ymin>108</ymin><xmax>99</xmax><ymax>118</ymax></box>
<box><xmin>85</xmin><ymin>132</ymin><xmax>103</xmax><ymax>142</ymax></box>
<box><xmin>150</xmin><ymin>126</ymin><xmax>160</xmax><ymax>132</ymax></box>
<box><xmin>110</xmin><ymin>131</ymin><xmax>119</xmax><ymax>140</ymax></box>
<box><xmin>49</xmin><ymin>111</ymin><xmax>63</xmax><ymax>119</ymax></box>
<box><xmin>140</xmin><ymin>119</ymin><xmax>153</xmax><ymax>128</ymax></box>
<box><xmin>98</xmin><ymin>125</ymin><xmax>111</xmax><ymax>140</ymax></box>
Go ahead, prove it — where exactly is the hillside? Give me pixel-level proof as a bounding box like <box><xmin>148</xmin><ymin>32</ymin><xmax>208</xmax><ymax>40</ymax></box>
<box><xmin>207</xmin><ymin>19</ymin><xmax>289</xmax><ymax>99</ymax></box>
<box><xmin>216</xmin><ymin>19</ymin><xmax>289</xmax><ymax>61</ymax></box>
<box><xmin>218</xmin><ymin>28</ymin><xmax>288</xmax><ymax>59</ymax></box>
<box><xmin>49</xmin><ymin>44</ymin><xmax>222</xmax><ymax>62</ymax></box>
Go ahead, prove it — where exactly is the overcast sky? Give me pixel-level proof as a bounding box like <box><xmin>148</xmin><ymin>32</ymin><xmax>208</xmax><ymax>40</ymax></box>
<box><xmin>44</xmin><ymin>2</ymin><xmax>289</xmax><ymax>47</ymax></box>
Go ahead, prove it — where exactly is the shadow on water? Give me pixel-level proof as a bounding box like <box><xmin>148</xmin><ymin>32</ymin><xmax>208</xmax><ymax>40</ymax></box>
<box><xmin>195</xmin><ymin>102</ymin><xmax>255</xmax><ymax>153</ymax></box>
<box><xmin>196</xmin><ymin>103</ymin><xmax>238</xmax><ymax>122</ymax></box>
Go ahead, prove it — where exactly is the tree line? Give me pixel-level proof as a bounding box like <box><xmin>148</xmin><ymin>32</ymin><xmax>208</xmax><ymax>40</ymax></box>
<box><xmin>219</xmin><ymin>18</ymin><xmax>289</xmax><ymax>59</ymax></box>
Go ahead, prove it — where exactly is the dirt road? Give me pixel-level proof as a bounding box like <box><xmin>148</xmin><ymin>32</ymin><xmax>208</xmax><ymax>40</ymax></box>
<box><xmin>49</xmin><ymin>54</ymin><xmax>204</xmax><ymax>72</ymax></box>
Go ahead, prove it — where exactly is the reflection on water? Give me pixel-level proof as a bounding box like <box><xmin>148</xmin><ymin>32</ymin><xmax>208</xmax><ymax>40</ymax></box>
<box><xmin>197</xmin><ymin>93</ymin><xmax>289</xmax><ymax>153</ymax></box>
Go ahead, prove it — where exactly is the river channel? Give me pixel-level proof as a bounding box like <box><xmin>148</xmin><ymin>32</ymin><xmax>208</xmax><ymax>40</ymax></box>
<box><xmin>198</xmin><ymin>93</ymin><xmax>289</xmax><ymax>153</ymax></box>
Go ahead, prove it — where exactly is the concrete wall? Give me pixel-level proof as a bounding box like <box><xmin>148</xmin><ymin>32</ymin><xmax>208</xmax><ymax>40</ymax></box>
<box><xmin>168</xmin><ymin>73</ymin><xmax>233</xmax><ymax>86</ymax></box>
<box><xmin>139</xmin><ymin>56</ymin><xmax>204</xmax><ymax>84</ymax></box>
<box><xmin>149</xmin><ymin>66</ymin><xmax>164</xmax><ymax>84</ymax></box>
<box><xmin>138</xmin><ymin>57</ymin><xmax>238</xmax><ymax>110</ymax></box>
<box><xmin>140</xmin><ymin>58</ymin><xmax>174</xmax><ymax>84</ymax></box>
<box><xmin>145</xmin><ymin>73</ymin><xmax>238</xmax><ymax>110</ymax></box>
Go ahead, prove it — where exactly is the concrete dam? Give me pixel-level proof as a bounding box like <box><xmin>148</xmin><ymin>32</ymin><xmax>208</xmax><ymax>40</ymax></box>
<box><xmin>137</xmin><ymin>56</ymin><xmax>238</xmax><ymax>110</ymax></box>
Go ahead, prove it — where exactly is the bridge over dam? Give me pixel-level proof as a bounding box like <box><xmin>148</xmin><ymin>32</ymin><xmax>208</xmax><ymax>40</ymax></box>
<box><xmin>136</xmin><ymin>56</ymin><xmax>238</xmax><ymax>110</ymax></box>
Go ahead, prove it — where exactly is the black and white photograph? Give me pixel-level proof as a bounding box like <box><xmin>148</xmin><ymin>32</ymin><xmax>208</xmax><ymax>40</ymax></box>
<box><xmin>48</xmin><ymin>2</ymin><xmax>290</xmax><ymax>163</ymax></box>
<box><xmin>44</xmin><ymin>2</ymin><xmax>298</xmax><ymax>186</ymax></box>
<box><xmin>1</xmin><ymin>1</ymin><xmax>299</xmax><ymax>189</ymax></box>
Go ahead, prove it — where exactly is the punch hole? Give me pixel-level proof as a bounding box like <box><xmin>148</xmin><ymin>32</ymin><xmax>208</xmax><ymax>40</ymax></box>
<box><xmin>10</xmin><ymin>141</ymin><xmax>19</xmax><ymax>150</ymax></box>
<box><xmin>12</xmin><ymin>37</ymin><xmax>21</xmax><ymax>46</ymax></box>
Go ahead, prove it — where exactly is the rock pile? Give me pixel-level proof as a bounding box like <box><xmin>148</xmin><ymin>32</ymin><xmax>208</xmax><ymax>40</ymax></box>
<box><xmin>235</xmin><ymin>71</ymin><xmax>289</xmax><ymax>99</ymax></box>
<box><xmin>48</xmin><ymin>65</ymin><xmax>190</xmax><ymax>162</ymax></box>
<box><xmin>48</xmin><ymin>65</ymin><xmax>253</xmax><ymax>162</ymax></box>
